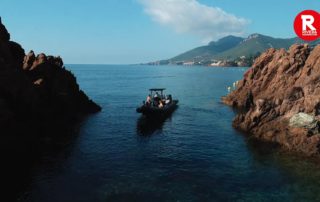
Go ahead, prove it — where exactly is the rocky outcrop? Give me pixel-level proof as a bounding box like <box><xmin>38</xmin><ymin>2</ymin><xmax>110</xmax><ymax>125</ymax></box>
<box><xmin>222</xmin><ymin>44</ymin><xmax>320</xmax><ymax>156</ymax></box>
<box><xmin>0</xmin><ymin>19</ymin><xmax>101</xmax><ymax>135</ymax></box>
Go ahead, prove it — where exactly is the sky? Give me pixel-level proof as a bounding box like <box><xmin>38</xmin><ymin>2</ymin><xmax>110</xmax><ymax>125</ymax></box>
<box><xmin>0</xmin><ymin>0</ymin><xmax>319</xmax><ymax>64</ymax></box>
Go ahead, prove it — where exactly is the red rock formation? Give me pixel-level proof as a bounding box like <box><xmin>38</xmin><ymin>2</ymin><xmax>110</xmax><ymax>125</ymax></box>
<box><xmin>0</xmin><ymin>19</ymin><xmax>101</xmax><ymax>134</ymax></box>
<box><xmin>222</xmin><ymin>44</ymin><xmax>320</xmax><ymax>156</ymax></box>
<box><xmin>22</xmin><ymin>50</ymin><xmax>35</xmax><ymax>70</ymax></box>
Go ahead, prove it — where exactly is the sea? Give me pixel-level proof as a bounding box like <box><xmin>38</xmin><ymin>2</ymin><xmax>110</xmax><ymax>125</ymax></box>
<box><xmin>11</xmin><ymin>65</ymin><xmax>320</xmax><ymax>201</ymax></box>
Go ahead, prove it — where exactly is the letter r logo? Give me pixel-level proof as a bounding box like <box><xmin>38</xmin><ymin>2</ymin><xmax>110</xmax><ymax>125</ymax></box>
<box><xmin>301</xmin><ymin>15</ymin><xmax>316</xmax><ymax>31</ymax></box>
<box><xmin>294</xmin><ymin>10</ymin><xmax>320</xmax><ymax>41</ymax></box>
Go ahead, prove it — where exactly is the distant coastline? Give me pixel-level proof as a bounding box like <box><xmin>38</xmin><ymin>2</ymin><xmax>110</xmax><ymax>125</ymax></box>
<box><xmin>145</xmin><ymin>34</ymin><xmax>320</xmax><ymax>68</ymax></box>
<box><xmin>143</xmin><ymin>55</ymin><xmax>256</xmax><ymax>67</ymax></box>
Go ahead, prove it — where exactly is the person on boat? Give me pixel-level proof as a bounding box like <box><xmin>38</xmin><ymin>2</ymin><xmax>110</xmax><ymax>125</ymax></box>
<box><xmin>165</xmin><ymin>95</ymin><xmax>172</xmax><ymax>104</ymax></box>
<box><xmin>154</xmin><ymin>92</ymin><xmax>160</xmax><ymax>99</ymax></box>
<box><xmin>159</xmin><ymin>101</ymin><xmax>164</xmax><ymax>108</ymax></box>
<box><xmin>153</xmin><ymin>97</ymin><xmax>159</xmax><ymax>107</ymax></box>
<box><xmin>146</xmin><ymin>94</ymin><xmax>151</xmax><ymax>106</ymax></box>
<box><xmin>153</xmin><ymin>92</ymin><xmax>161</xmax><ymax>105</ymax></box>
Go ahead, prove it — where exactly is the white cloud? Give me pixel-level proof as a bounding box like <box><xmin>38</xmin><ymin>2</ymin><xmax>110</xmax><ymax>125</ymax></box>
<box><xmin>138</xmin><ymin>0</ymin><xmax>249</xmax><ymax>42</ymax></box>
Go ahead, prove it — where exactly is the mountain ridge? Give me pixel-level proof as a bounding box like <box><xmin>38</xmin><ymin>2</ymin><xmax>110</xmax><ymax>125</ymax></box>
<box><xmin>154</xmin><ymin>34</ymin><xmax>320</xmax><ymax>66</ymax></box>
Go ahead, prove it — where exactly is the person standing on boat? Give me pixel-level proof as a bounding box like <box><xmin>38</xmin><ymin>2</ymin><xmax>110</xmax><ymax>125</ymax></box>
<box><xmin>153</xmin><ymin>92</ymin><xmax>160</xmax><ymax>107</ymax></box>
<box><xmin>159</xmin><ymin>101</ymin><xmax>164</xmax><ymax>108</ymax></box>
<box><xmin>146</xmin><ymin>94</ymin><xmax>151</xmax><ymax>106</ymax></box>
<box><xmin>154</xmin><ymin>92</ymin><xmax>160</xmax><ymax>99</ymax></box>
<box><xmin>166</xmin><ymin>95</ymin><xmax>172</xmax><ymax>104</ymax></box>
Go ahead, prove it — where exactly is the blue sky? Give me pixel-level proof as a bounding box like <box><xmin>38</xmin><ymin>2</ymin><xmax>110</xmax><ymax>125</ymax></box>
<box><xmin>0</xmin><ymin>0</ymin><xmax>319</xmax><ymax>64</ymax></box>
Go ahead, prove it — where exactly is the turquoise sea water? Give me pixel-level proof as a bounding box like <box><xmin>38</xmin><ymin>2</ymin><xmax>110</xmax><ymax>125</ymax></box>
<box><xmin>14</xmin><ymin>65</ymin><xmax>320</xmax><ymax>201</ymax></box>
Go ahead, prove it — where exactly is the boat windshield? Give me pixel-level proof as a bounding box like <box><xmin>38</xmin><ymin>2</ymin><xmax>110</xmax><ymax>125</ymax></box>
<box><xmin>149</xmin><ymin>88</ymin><xmax>166</xmax><ymax>98</ymax></box>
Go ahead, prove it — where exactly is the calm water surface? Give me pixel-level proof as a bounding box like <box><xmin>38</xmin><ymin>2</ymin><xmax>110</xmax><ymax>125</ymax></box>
<box><xmin>16</xmin><ymin>65</ymin><xmax>320</xmax><ymax>201</ymax></box>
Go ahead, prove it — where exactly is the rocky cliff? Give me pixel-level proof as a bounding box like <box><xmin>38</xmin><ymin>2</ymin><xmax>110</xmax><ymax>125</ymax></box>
<box><xmin>222</xmin><ymin>44</ymin><xmax>320</xmax><ymax>156</ymax></box>
<box><xmin>0</xmin><ymin>19</ymin><xmax>101</xmax><ymax>136</ymax></box>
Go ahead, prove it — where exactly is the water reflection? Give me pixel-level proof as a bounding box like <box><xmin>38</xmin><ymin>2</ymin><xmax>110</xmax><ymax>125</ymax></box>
<box><xmin>0</xmin><ymin>124</ymin><xmax>82</xmax><ymax>201</ymax></box>
<box><xmin>242</xmin><ymin>138</ymin><xmax>320</xmax><ymax>201</ymax></box>
<box><xmin>136</xmin><ymin>116</ymin><xmax>167</xmax><ymax>135</ymax></box>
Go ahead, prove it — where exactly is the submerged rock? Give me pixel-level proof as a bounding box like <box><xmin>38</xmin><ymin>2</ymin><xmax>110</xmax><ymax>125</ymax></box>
<box><xmin>222</xmin><ymin>43</ymin><xmax>320</xmax><ymax>156</ymax></box>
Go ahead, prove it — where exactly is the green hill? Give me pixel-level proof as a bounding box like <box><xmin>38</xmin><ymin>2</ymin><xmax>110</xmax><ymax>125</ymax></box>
<box><xmin>167</xmin><ymin>34</ymin><xmax>320</xmax><ymax>64</ymax></box>
<box><xmin>171</xmin><ymin>35</ymin><xmax>244</xmax><ymax>62</ymax></box>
